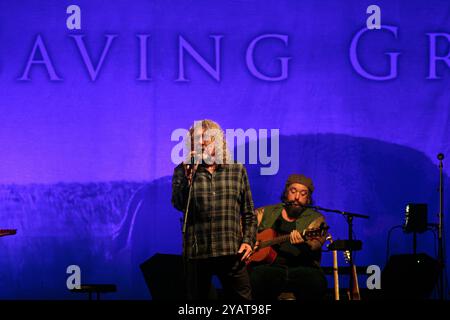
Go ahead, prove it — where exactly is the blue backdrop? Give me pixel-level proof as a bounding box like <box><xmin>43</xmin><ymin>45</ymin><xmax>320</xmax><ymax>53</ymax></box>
<box><xmin>0</xmin><ymin>0</ymin><xmax>449</xmax><ymax>299</ymax></box>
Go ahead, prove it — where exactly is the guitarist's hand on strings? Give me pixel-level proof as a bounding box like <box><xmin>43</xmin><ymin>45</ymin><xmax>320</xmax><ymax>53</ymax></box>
<box><xmin>290</xmin><ymin>230</ymin><xmax>305</xmax><ymax>245</ymax></box>
<box><xmin>238</xmin><ymin>243</ymin><xmax>253</xmax><ymax>261</ymax></box>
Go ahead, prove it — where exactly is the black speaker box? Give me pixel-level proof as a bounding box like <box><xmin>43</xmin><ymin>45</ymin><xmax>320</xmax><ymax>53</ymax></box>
<box><xmin>140</xmin><ymin>253</ymin><xmax>186</xmax><ymax>300</ymax></box>
<box><xmin>382</xmin><ymin>253</ymin><xmax>440</xmax><ymax>299</ymax></box>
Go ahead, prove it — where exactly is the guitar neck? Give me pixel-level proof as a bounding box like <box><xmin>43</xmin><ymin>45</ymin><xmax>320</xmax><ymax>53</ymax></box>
<box><xmin>257</xmin><ymin>225</ymin><xmax>327</xmax><ymax>250</ymax></box>
<box><xmin>259</xmin><ymin>234</ymin><xmax>291</xmax><ymax>248</ymax></box>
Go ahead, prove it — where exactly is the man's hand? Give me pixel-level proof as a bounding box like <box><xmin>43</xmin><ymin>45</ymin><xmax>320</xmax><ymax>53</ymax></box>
<box><xmin>238</xmin><ymin>243</ymin><xmax>253</xmax><ymax>261</ymax></box>
<box><xmin>290</xmin><ymin>230</ymin><xmax>304</xmax><ymax>245</ymax></box>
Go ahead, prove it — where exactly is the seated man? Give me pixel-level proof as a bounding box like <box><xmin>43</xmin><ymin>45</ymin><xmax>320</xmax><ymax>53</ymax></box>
<box><xmin>249</xmin><ymin>174</ymin><xmax>328</xmax><ymax>300</ymax></box>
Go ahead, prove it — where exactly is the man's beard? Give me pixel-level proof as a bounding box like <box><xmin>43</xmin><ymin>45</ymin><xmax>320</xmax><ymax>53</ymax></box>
<box><xmin>284</xmin><ymin>203</ymin><xmax>306</xmax><ymax>219</ymax></box>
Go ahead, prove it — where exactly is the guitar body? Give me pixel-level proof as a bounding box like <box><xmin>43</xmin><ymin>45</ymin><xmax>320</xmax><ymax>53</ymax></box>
<box><xmin>247</xmin><ymin>224</ymin><xmax>328</xmax><ymax>266</ymax></box>
<box><xmin>247</xmin><ymin>229</ymin><xmax>279</xmax><ymax>264</ymax></box>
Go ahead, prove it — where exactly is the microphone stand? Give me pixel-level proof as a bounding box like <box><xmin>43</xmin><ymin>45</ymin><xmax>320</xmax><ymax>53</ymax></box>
<box><xmin>305</xmin><ymin>204</ymin><xmax>370</xmax><ymax>300</ymax></box>
<box><xmin>181</xmin><ymin>157</ymin><xmax>199</xmax><ymax>299</ymax></box>
<box><xmin>437</xmin><ymin>153</ymin><xmax>445</xmax><ymax>300</ymax></box>
<box><xmin>182</xmin><ymin>158</ymin><xmax>199</xmax><ymax>248</ymax></box>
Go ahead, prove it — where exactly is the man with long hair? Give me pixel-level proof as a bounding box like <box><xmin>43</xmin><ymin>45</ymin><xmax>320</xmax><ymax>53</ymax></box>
<box><xmin>172</xmin><ymin>120</ymin><xmax>256</xmax><ymax>300</ymax></box>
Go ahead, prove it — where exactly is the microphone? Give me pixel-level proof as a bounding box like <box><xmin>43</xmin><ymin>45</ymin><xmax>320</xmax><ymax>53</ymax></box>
<box><xmin>285</xmin><ymin>202</ymin><xmax>319</xmax><ymax>212</ymax></box>
<box><xmin>188</xmin><ymin>152</ymin><xmax>202</xmax><ymax>167</ymax></box>
<box><xmin>283</xmin><ymin>200</ymin><xmax>308</xmax><ymax>208</ymax></box>
<box><xmin>437</xmin><ymin>153</ymin><xmax>444</xmax><ymax>161</ymax></box>
<box><xmin>282</xmin><ymin>200</ymin><xmax>295</xmax><ymax>207</ymax></box>
<box><xmin>186</xmin><ymin>151</ymin><xmax>201</xmax><ymax>184</ymax></box>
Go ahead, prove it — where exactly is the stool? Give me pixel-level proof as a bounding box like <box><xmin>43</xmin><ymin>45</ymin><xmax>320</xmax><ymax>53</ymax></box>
<box><xmin>71</xmin><ymin>284</ymin><xmax>117</xmax><ymax>300</ymax></box>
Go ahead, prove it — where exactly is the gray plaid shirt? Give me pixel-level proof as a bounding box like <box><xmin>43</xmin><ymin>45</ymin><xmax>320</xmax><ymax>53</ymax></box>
<box><xmin>172</xmin><ymin>163</ymin><xmax>257</xmax><ymax>259</ymax></box>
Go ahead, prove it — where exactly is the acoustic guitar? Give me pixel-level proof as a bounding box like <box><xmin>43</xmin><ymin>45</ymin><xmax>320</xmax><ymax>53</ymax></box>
<box><xmin>247</xmin><ymin>224</ymin><xmax>329</xmax><ymax>265</ymax></box>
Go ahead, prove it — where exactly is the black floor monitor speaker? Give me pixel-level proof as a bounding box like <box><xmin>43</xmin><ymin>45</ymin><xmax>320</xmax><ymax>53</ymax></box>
<box><xmin>140</xmin><ymin>253</ymin><xmax>186</xmax><ymax>300</ymax></box>
<box><xmin>382</xmin><ymin>253</ymin><xmax>440</xmax><ymax>299</ymax></box>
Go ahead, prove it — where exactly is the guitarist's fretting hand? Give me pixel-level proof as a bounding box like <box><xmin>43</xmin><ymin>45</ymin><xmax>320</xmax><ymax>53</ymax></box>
<box><xmin>290</xmin><ymin>230</ymin><xmax>305</xmax><ymax>244</ymax></box>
